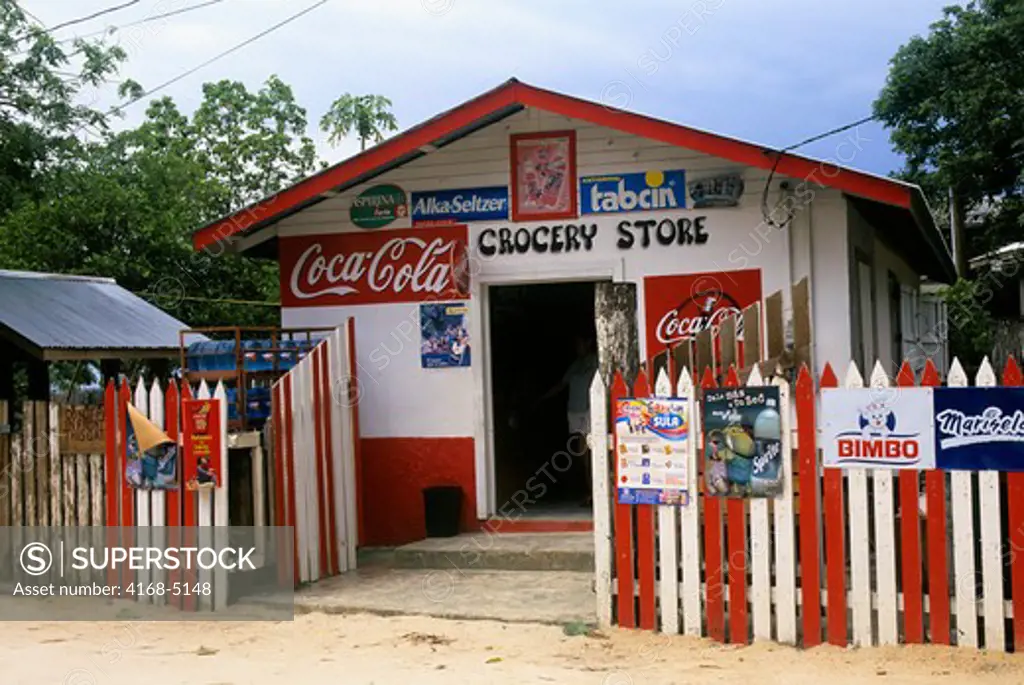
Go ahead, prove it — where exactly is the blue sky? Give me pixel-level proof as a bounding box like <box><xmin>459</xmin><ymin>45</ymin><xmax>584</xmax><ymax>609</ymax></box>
<box><xmin>32</xmin><ymin>0</ymin><xmax>953</xmax><ymax>176</ymax></box>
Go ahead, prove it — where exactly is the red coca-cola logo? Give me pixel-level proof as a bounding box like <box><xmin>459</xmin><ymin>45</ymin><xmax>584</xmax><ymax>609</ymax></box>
<box><xmin>280</xmin><ymin>225</ymin><xmax>468</xmax><ymax>307</ymax></box>
<box><xmin>644</xmin><ymin>269</ymin><xmax>762</xmax><ymax>357</ymax></box>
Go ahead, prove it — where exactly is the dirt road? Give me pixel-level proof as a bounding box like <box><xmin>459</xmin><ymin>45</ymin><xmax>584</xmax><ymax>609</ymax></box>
<box><xmin>1</xmin><ymin>612</ymin><xmax>1021</xmax><ymax>684</ymax></box>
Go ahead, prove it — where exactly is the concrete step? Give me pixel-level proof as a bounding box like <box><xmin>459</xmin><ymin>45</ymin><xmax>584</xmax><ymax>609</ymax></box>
<box><xmin>383</xmin><ymin>532</ymin><xmax>595</xmax><ymax>572</ymax></box>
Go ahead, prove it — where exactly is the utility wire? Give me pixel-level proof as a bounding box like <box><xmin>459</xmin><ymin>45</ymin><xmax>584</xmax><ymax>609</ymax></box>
<box><xmin>54</xmin><ymin>0</ymin><xmax>225</xmax><ymax>43</ymax></box>
<box><xmin>47</xmin><ymin>1</ymin><xmax>142</xmax><ymax>34</ymax></box>
<box><xmin>106</xmin><ymin>0</ymin><xmax>329</xmax><ymax>117</ymax></box>
<box><xmin>761</xmin><ymin>114</ymin><xmax>879</xmax><ymax>228</ymax></box>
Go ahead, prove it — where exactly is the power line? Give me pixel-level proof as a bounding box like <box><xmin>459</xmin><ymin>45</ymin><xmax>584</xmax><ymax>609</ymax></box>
<box><xmin>107</xmin><ymin>0</ymin><xmax>329</xmax><ymax>117</ymax></box>
<box><xmin>47</xmin><ymin>1</ymin><xmax>142</xmax><ymax>34</ymax></box>
<box><xmin>780</xmin><ymin>115</ymin><xmax>877</xmax><ymax>154</ymax></box>
<box><xmin>55</xmin><ymin>0</ymin><xmax>225</xmax><ymax>44</ymax></box>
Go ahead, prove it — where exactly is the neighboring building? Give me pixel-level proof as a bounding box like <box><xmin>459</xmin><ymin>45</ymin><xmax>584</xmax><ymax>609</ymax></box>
<box><xmin>193</xmin><ymin>79</ymin><xmax>955</xmax><ymax>544</ymax></box>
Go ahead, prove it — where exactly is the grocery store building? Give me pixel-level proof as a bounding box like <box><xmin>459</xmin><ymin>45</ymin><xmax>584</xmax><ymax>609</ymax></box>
<box><xmin>193</xmin><ymin>79</ymin><xmax>956</xmax><ymax>545</ymax></box>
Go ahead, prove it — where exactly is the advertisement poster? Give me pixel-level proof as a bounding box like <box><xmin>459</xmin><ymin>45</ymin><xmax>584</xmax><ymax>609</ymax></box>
<box><xmin>510</xmin><ymin>131</ymin><xmax>577</xmax><ymax>221</ymax></box>
<box><xmin>687</xmin><ymin>173</ymin><xmax>745</xmax><ymax>208</ymax></box>
<box><xmin>703</xmin><ymin>386</ymin><xmax>782</xmax><ymax>497</ymax></box>
<box><xmin>580</xmin><ymin>169</ymin><xmax>686</xmax><ymax>214</ymax></box>
<box><xmin>614</xmin><ymin>397</ymin><xmax>690</xmax><ymax>505</ymax></box>
<box><xmin>934</xmin><ymin>387</ymin><xmax>1024</xmax><ymax>471</ymax></box>
<box><xmin>183</xmin><ymin>399</ymin><xmax>222</xmax><ymax>490</ymax></box>
<box><xmin>350</xmin><ymin>184</ymin><xmax>407</xmax><ymax>229</ymax></box>
<box><xmin>279</xmin><ymin>225</ymin><xmax>469</xmax><ymax>307</ymax></box>
<box><xmin>420</xmin><ymin>302</ymin><xmax>470</xmax><ymax>368</ymax></box>
<box><xmin>124</xmin><ymin>404</ymin><xmax>177</xmax><ymax>490</ymax></box>
<box><xmin>411</xmin><ymin>186</ymin><xmax>509</xmax><ymax>225</ymax></box>
<box><xmin>643</xmin><ymin>268</ymin><xmax>762</xmax><ymax>358</ymax></box>
<box><xmin>820</xmin><ymin>387</ymin><xmax>936</xmax><ymax>469</ymax></box>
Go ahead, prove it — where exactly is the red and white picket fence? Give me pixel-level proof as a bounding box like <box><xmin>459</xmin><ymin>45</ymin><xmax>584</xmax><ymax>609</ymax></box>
<box><xmin>270</xmin><ymin>321</ymin><xmax>359</xmax><ymax>585</ymax></box>
<box><xmin>591</xmin><ymin>354</ymin><xmax>1024</xmax><ymax>652</ymax></box>
<box><xmin>102</xmin><ymin>375</ymin><xmax>230</xmax><ymax>611</ymax></box>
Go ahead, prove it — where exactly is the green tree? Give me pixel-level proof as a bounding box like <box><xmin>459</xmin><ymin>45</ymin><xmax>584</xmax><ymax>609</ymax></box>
<box><xmin>319</xmin><ymin>93</ymin><xmax>398</xmax><ymax>150</ymax></box>
<box><xmin>873</xmin><ymin>0</ymin><xmax>1024</xmax><ymax>258</ymax></box>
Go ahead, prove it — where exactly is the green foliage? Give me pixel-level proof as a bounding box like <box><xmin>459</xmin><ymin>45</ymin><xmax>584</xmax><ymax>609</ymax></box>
<box><xmin>943</xmin><ymin>277</ymin><xmax>1000</xmax><ymax>373</ymax></box>
<box><xmin>874</xmin><ymin>0</ymin><xmax>1024</xmax><ymax>256</ymax></box>
<box><xmin>320</xmin><ymin>93</ymin><xmax>398</xmax><ymax>150</ymax></box>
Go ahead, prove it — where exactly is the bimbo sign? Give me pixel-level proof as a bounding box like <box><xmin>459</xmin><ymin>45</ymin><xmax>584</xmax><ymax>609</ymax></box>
<box><xmin>642</xmin><ymin>268</ymin><xmax>762</xmax><ymax>358</ymax></box>
<box><xmin>279</xmin><ymin>225</ymin><xmax>469</xmax><ymax>307</ymax></box>
<box><xmin>820</xmin><ymin>387</ymin><xmax>935</xmax><ymax>469</ymax></box>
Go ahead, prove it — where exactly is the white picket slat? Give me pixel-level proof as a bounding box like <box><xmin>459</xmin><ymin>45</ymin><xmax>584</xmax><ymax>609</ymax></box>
<box><xmin>947</xmin><ymin>358</ymin><xmax>978</xmax><ymax>648</ymax></box>
<box><xmin>869</xmin><ymin>361</ymin><xmax>898</xmax><ymax>645</ymax></box>
<box><xmin>677</xmin><ymin>368</ymin><xmax>702</xmax><ymax>637</ymax></box>
<box><xmin>590</xmin><ymin>372</ymin><xmax>613</xmax><ymax>627</ymax></box>
<box><xmin>843</xmin><ymin>361</ymin><xmax>873</xmax><ymax>646</ymax></box>
<box><xmin>975</xmin><ymin>358</ymin><xmax>1005</xmax><ymax>651</ymax></box>
<box><xmin>213</xmin><ymin>381</ymin><xmax>230</xmax><ymax>611</ymax></box>
<box><xmin>653</xmin><ymin>367</ymin><xmax>680</xmax><ymax>634</ymax></box>
<box><xmin>747</xmin><ymin>365</ymin><xmax>771</xmax><ymax>641</ymax></box>
<box><xmin>132</xmin><ymin>379</ymin><xmax>151</xmax><ymax>604</ymax></box>
<box><xmin>196</xmin><ymin>381</ymin><xmax>214</xmax><ymax>611</ymax></box>
<box><xmin>335</xmin><ymin>326</ymin><xmax>358</xmax><ymax>572</ymax></box>
<box><xmin>148</xmin><ymin>380</ymin><xmax>166</xmax><ymax>606</ymax></box>
<box><xmin>772</xmin><ymin>368</ymin><xmax>797</xmax><ymax>644</ymax></box>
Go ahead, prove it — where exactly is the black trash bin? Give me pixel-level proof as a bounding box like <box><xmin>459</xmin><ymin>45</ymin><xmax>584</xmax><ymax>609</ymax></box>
<box><xmin>423</xmin><ymin>485</ymin><xmax>463</xmax><ymax>538</ymax></box>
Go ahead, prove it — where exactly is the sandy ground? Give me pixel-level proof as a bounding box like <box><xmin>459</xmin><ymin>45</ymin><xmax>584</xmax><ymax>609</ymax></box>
<box><xmin>1</xmin><ymin>612</ymin><xmax>1022</xmax><ymax>685</ymax></box>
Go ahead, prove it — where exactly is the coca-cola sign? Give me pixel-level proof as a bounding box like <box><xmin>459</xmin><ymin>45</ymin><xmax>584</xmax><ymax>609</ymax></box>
<box><xmin>643</xmin><ymin>269</ymin><xmax>762</xmax><ymax>357</ymax></box>
<box><xmin>279</xmin><ymin>225</ymin><xmax>469</xmax><ymax>307</ymax></box>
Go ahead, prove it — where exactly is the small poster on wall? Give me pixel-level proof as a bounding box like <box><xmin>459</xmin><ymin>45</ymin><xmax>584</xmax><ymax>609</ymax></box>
<box><xmin>510</xmin><ymin>130</ymin><xmax>577</xmax><ymax>221</ymax></box>
<box><xmin>124</xmin><ymin>404</ymin><xmax>177</xmax><ymax>490</ymax></box>
<box><xmin>702</xmin><ymin>386</ymin><xmax>782</xmax><ymax>497</ymax></box>
<box><xmin>614</xmin><ymin>397</ymin><xmax>690</xmax><ymax>505</ymax></box>
<box><xmin>934</xmin><ymin>387</ymin><xmax>1024</xmax><ymax>471</ymax></box>
<box><xmin>183</xmin><ymin>399</ymin><xmax>222</xmax><ymax>490</ymax></box>
<box><xmin>420</xmin><ymin>302</ymin><xmax>470</xmax><ymax>368</ymax></box>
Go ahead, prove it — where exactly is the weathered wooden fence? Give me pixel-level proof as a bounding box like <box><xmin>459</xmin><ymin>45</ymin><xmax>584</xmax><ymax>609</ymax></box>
<box><xmin>270</xmin><ymin>321</ymin><xmax>358</xmax><ymax>585</ymax></box>
<box><xmin>591</xmin><ymin>281</ymin><xmax>1024</xmax><ymax>652</ymax></box>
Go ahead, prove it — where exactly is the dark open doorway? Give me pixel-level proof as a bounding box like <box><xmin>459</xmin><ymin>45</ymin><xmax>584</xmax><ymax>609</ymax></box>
<box><xmin>488</xmin><ymin>280</ymin><xmax>601</xmax><ymax>518</ymax></box>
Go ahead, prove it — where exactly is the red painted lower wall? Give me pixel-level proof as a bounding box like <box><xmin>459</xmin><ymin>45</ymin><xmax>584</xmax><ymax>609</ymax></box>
<box><xmin>359</xmin><ymin>437</ymin><xmax>476</xmax><ymax>546</ymax></box>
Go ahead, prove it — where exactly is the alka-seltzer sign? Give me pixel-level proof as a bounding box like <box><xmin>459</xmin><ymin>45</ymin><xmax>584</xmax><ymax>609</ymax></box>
<box><xmin>820</xmin><ymin>387</ymin><xmax>936</xmax><ymax>470</ymax></box>
<box><xmin>279</xmin><ymin>225</ymin><xmax>469</xmax><ymax>307</ymax></box>
<box><xmin>615</xmin><ymin>397</ymin><xmax>690</xmax><ymax>506</ymax></box>
<box><xmin>350</xmin><ymin>184</ymin><xmax>408</xmax><ymax>229</ymax></box>
<box><xmin>703</xmin><ymin>386</ymin><xmax>783</xmax><ymax>498</ymax></box>
<box><xmin>411</xmin><ymin>186</ymin><xmax>509</xmax><ymax>226</ymax></box>
<box><xmin>933</xmin><ymin>387</ymin><xmax>1024</xmax><ymax>471</ymax></box>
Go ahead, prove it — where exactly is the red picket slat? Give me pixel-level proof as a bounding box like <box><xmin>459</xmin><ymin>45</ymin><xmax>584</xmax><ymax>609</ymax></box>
<box><xmin>820</xmin><ymin>363</ymin><xmax>846</xmax><ymax>646</ymax></box>
<box><xmin>103</xmin><ymin>380</ymin><xmax>119</xmax><ymax>588</ymax></box>
<box><xmin>165</xmin><ymin>381</ymin><xmax>182</xmax><ymax>610</ymax></box>
<box><xmin>611</xmin><ymin>371</ymin><xmax>635</xmax><ymax>627</ymax></box>
<box><xmin>1003</xmin><ymin>356</ymin><xmax>1024</xmax><ymax>651</ymax></box>
<box><xmin>180</xmin><ymin>382</ymin><xmax>197</xmax><ymax>528</ymax></box>
<box><xmin>896</xmin><ymin>361</ymin><xmax>924</xmax><ymax>644</ymax></box>
<box><xmin>701</xmin><ymin>366</ymin><xmax>726</xmax><ymax>643</ymax></box>
<box><xmin>311</xmin><ymin>347</ymin><xmax>330</xmax><ymax>578</ymax></box>
<box><xmin>795</xmin><ymin>365</ymin><xmax>821</xmax><ymax>647</ymax></box>
<box><xmin>117</xmin><ymin>379</ymin><xmax>133</xmax><ymax>595</ymax></box>
<box><xmin>920</xmin><ymin>359</ymin><xmax>950</xmax><ymax>644</ymax></box>
<box><xmin>632</xmin><ymin>370</ymin><xmax>657</xmax><ymax>631</ymax></box>
<box><xmin>180</xmin><ymin>382</ymin><xmax>198</xmax><ymax>612</ymax></box>
<box><xmin>283</xmin><ymin>373</ymin><xmax>300</xmax><ymax>584</ymax></box>
<box><xmin>723</xmin><ymin>365</ymin><xmax>748</xmax><ymax>644</ymax></box>
<box><xmin>272</xmin><ymin>382</ymin><xmax>290</xmax><ymax>587</ymax></box>
<box><xmin>319</xmin><ymin>343</ymin><xmax>340</xmax><ymax>576</ymax></box>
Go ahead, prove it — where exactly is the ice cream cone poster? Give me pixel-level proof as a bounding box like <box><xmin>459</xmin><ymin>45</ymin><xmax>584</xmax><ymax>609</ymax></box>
<box><xmin>183</xmin><ymin>399</ymin><xmax>222</xmax><ymax>490</ymax></box>
<box><xmin>125</xmin><ymin>404</ymin><xmax>178</xmax><ymax>490</ymax></box>
<box><xmin>510</xmin><ymin>131</ymin><xmax>577</xmax><ymax>221</ymax></box>
<box><xmin>702</xmin><ymin>386</ymin><xmax>782</xmax><ymax>498</ymax></box>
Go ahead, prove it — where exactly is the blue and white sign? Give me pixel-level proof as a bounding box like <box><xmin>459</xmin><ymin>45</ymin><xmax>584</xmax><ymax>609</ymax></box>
<box><xmin>820</xmin><ymin>387</ymin><xmax>936</xmax><ymax>469</ymax></box>
<box><xmin>934</xmin><ymin>388</ymin><xmax>1024</xmax><ymax>471</ymax></box>
<box><xmin>411</xmin><ymin>186</ymin><xmax>509</xmax><ymax>225</ymax></box>
<box><xmin>580</xmin><ymin>169</ymin><xmax>686</xmax><ymax>215</ymax></box>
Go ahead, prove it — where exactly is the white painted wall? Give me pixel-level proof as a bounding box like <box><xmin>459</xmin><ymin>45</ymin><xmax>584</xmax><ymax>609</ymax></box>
<box><xmin>277</xmin><ymin>107</ymin><xmax>858</xmax><ymax>446</ymax></box>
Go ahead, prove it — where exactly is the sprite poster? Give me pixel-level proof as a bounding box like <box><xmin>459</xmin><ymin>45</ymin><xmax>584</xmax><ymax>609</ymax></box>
<box><xmin>702</xmin><ymin>386</ymin><xmax>783</xmax><ymax>498</ymax></box>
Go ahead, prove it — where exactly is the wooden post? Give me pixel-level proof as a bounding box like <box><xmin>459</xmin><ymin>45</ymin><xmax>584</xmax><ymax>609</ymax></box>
<box><xmin>595</xmin><ymin>283</ymin><xmax>640</xmax><ymax>388</ymax></box>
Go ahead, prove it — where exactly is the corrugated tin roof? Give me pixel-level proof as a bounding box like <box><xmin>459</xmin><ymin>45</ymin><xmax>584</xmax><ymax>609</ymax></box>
<box><xmin>0</xmin><ymin>270</ymin><xmax>189</xmax><ymax>357</ymax></box>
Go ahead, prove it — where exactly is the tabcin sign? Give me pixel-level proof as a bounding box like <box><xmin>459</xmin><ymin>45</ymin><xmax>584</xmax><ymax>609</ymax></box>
<box><xmin>411</xmin><ymin>186</ymin><xmax>509</xmax><ymax>225</ymax></box>
<box><xmin>934</xmin><ymin>387</ymin><xmax>1024</xmax><ymax>471</ymax></box>
<box><xmin>820</xmin><ymin>387</ymin><xmax>936</xmax><ymax>469</ymax></box>
<box><xmin>280</xmin><ymin>225</ymin><xmax>469</xmax><ymax>307</ymax></box>
<box><xmin>580</xmin><ymin>169</ymin><xmax>686</xmax><ymax>214</ymax></box>
<box><xmin>615</xmin><ymin>397</ymin><xmax>690</xmax><ymax>506</ymax></box>
<box><xmin>183</xmin><ymin>398</ymin><xmax>222</xmax><ymax>490</ymax></box>
<box><xmin>642</xmin><ymin>268</ymin><xmax>762</xmax><ymax>358</ymax></box>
